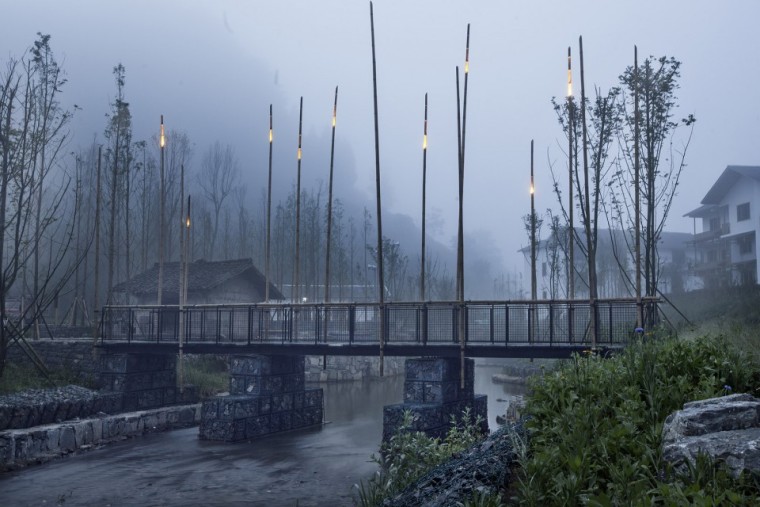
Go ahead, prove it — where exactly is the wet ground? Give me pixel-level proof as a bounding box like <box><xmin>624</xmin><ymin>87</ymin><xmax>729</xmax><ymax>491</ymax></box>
<box><xmin>0</xmin><ymin>365</ymin><xmax>525</xmax><ymax>507</ymax></box>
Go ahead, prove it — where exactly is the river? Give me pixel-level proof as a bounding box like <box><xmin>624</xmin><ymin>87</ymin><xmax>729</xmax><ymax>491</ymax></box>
<box><xmin>0</xmin><ymin>364</ymin><xmax>526</xmax><ymax>507</ymax></box>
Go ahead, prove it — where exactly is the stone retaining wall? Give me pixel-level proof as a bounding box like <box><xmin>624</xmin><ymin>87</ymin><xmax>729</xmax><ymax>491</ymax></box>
<box><xmin>0</xmin><ymin>386</ymin><xmax>123</xmax><ymax>432</ymax></box>
<box><xmin>0</xmin><ymin>404</ymin><xmax>200</xmax><ymax>471</ymax></box>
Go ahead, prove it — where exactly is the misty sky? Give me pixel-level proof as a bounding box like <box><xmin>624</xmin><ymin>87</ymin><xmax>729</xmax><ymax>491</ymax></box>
<box><xmin>2</xmin><ymin>0</ymin><xmax>759</xmax><ymax>275</ymax></box>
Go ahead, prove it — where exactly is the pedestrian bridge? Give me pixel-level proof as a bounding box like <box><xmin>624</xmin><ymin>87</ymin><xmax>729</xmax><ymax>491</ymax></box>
<box><xmin>98</xmin><ymin>297</ymin><xmax>657</xmax><ymax>359</ymax></box>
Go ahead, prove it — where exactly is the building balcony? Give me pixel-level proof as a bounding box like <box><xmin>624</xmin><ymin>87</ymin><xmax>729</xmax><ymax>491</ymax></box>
<box><xmin>690</xmin><ymin>223</ymin><xmax>730</xmax><ymax>243</ymax></box>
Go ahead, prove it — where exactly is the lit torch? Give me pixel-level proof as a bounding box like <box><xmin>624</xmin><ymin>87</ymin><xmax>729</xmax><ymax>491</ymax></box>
<box><xmin>567</xmin><ymin>47</ymin><xmax>573</xmax><ymax>97</ymax></box>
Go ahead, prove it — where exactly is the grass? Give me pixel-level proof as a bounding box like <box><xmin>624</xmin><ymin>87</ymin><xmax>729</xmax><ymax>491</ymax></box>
<box><xmin>180</xmin><ymin>355</ymin><xmax>229</xmax><ymax>398</ymax></box>
<box><xmin>0</xmin><ymin>362</ymin><xmax>96</xmax><ymax>395</ymax></box>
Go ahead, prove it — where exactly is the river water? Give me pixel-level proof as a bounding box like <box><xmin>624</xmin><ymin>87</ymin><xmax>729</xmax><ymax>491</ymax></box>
<box><xmin>0</xmin><ymin>364</ymin><xmax>526</xmax><ymax>507</ymax></box>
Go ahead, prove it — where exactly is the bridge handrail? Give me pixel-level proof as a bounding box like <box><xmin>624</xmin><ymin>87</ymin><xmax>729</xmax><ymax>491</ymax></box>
<box><xmin>99</xmin><ymin>297</ymin><xmax>659</xmax><ymax>350</ymax></box>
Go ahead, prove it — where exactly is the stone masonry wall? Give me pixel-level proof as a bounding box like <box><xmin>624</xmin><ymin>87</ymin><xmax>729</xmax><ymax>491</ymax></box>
<box><xmin>200</xmin><ymin>355</ymin><xmax>323</xmax><ymax>442</ymax></box>
<box><xmin>99</xmin><ymin>353</ymin><xmax>198</xmax><ymax>411</ymax></box>
<box><xmin>0</xmin><ymin>403</ymin><xmax>200</xmax><ymax>471</ymax></box>
<box><xmin>383</xmin><ymin>357</ymin><xmax>488</xmax><ymax>441</ymax></box>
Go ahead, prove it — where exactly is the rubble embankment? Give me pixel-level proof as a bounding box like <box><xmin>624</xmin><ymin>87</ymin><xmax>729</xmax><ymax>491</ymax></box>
<box><xmin>0</xmin><ymin>385</ymin><xmax>200</xmax><ymax>471</ymax></box>
<box><xmin>383</xmin><ymin>421</ymin><xmax>525</xmax><ymax>507</ymax></box>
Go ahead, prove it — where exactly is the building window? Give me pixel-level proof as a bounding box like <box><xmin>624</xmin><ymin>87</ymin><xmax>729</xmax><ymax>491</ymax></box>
<box><xmin>737</xmin><ymin>202</ymin><xmax>750</xmax><ymax>222</ymax></box>
<box><xmin>739</xmin><ymin>235</ymin><xmax>753</xmax><ymax>255</ymax></box>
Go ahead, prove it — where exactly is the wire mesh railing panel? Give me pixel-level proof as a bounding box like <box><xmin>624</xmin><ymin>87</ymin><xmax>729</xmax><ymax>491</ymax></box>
<box><xmin>100</xmin><ymin>298</ymin><xmax>658</xmax><ymax>351</ymax></box>
<box><xmin>386</xmin><ymin>304</ymin><xmax>422</xmax><ymax>343</ymax></box>
<box><xmin>324</xmin><ymin>305</ymin><xmax>352</xmax><ymax>343</ymax></box>
<box><xmin>466</xmin><ymin>304</ymin><xmax>494</xmax><ymax>343</ymax></box>
<box><xmin>425</xmin><ymin>305</ymin><xmax>457</xmax><ymax>343</ymax></box>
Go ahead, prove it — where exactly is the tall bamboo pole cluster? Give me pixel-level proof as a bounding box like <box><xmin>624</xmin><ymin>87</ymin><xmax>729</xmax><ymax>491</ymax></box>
<box><xmin>456</xmin><ymin>24</ymin><xmax>471</xmax><ymax>388</ymax></box>
<box><xmin>324</xmin><ymin>86</ymin><xmax>339</xmax><ymax>304</ymax></box>
<box><xmin>567</xmin><ymin>47</ymin><xmax>575</xmax><ymax>301</ymax></box>
<box><xmin>420</xmin><ymin>93</ymin><xmax>428</xmax><ymax>301</ymax></box>
<box><xmin>293</xmin><ymin>97</ymin><xmax>304</xmax><ymax>304</ymax></box>
<box><xmin>157</xmin><ymin>115</ymin><xmax>166</xmax><ymax>305</ymax></box>
<box><xmin>265</xmin><ymin>105</ymin><xmax>273</xmax><ymax>302</ymax></box>
<box><xmin>369</xmin><ymin>1</ymin><xmax>385</xmax><ymax>375</ymax></box>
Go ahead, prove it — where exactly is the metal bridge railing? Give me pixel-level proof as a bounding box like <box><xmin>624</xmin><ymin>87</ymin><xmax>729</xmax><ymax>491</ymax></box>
<box><xmin>100</xmin><ymin>298</ymin><xmax>658</xmax><ymax>349</ymax></box>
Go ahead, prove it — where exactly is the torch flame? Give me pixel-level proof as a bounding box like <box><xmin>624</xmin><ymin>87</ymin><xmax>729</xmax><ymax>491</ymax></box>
<box><xmin>160</xmin><ymin>122</ymin><xmax>165</xmax><ymax>148</ymax></box>
<box><xmin>567</xmin><ymin>47</ymin><xmax>573</xmax><ymax>97</ymax></box>
<box><xmin>423</xmin><ymin>134</ymin><xmax>427</xmax><ymax>150</ymax></box>
<box><xmin>530</xmin><ymin>183</ymin><xmax>535</xmax><ymax>195</ymax></box>
<box><xmin>297</xmin><ymin>147</ymin><xmax>302</xmax><ymax>160</ymax></box>
<box><xmin>186</xmin><ymin>216</ymin><xmax>191</xmax><ymax>228</ymax></box>
<box><xmin>269</xmin><ymin>129</ymin><xmax>273</xmax><ymax>143</ymax></box>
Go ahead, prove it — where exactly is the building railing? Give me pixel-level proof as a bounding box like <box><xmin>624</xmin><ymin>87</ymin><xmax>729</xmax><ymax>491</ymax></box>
<box><xmin>99</xmin><ymin>298</ymin><xmax>659</xmax><ymax>350</ymax></box>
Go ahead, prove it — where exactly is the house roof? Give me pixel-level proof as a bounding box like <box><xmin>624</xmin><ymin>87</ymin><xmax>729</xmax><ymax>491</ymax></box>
<box><xmin>700</xmin><ymin>165</ymin><xmax>760</xmax><ymax>205</ymax></box>
<box><xmin>112</xmin><ymin>258</ymin><xmax>285</xmax><ymax>300</ymax></box>
<box><xmin>684</xmin><ymin>204</ymin><xmax>720</xmax><ymax>218</ymax></box>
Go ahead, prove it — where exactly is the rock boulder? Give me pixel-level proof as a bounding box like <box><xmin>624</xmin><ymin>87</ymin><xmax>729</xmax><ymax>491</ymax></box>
<box><xmin>662</xmin><ymin>393</ymin><xmax>760</xmax><ymax>478</ymax></box>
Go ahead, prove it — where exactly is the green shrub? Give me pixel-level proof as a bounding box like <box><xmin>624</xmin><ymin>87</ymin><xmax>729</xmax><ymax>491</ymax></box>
<box><xmin>516</xmin><ymin>334</ymin><xmax>760</xmax><ymax>505</ymax></box>
<box><xmin>356</xmin><ymin>408</ymin><xmax>486</xmax><ymax>506</ymax></box>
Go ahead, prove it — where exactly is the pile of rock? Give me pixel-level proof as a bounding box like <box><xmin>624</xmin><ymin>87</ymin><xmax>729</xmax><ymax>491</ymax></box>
<box><xmin>662</xmin><ymin>393</ymin><xmax>760</xmax><ymax>478</ymax></box>
<box><xmin>383</xmin><ymin>422</ymin><xmax>524</xmax><ymax>507</ymax></box>
<box><xmin>0</xmin><ymin>385</ymin><xmax>123</xmax><ymax>431</ymax></box>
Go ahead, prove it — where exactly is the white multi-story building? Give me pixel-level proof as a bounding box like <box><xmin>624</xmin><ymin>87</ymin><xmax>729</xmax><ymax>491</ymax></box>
<box><xmin>685</xmin><ymin>165</ymin><xmax>760</xmax><ymax>287</ymax></box>
<box><xmin>519</xmin><ymin>228</ymin><xmax>694</xmax><ymax>299</ymax></box>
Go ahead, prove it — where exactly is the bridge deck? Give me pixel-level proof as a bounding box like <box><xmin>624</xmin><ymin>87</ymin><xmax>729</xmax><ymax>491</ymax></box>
<box><xmin>98</xmin><ymin>298</ymin><xmax>657</xmax><ymax>359</ymax></box>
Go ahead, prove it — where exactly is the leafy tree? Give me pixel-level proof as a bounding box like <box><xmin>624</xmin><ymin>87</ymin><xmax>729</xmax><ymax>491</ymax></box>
<box><xmin>611</xmin><ymin>55</ymin><xmax>695</xmax><ymax>297</ymax></box>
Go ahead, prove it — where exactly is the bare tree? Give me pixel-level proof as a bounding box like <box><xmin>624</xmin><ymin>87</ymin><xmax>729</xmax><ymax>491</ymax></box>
<box><xmin>196</xmin><ymin>142</ymin><xmax>238</xmax><ymax>260</ymax></box>
<box><xmin>0</xmin><ymin>36</ymin><xmax>80</xmax><ymax>376</ymax></box>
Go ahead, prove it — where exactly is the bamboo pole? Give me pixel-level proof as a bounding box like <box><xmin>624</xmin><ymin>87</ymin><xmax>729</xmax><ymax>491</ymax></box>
<box><xmin>178</xmin><ymin>163</ymin><xmax>185</xmax><ymax>394</ymax></box>
<box><xmin>634</xmin><ymin>46</ymin><xmax>642</xmax><ymax>329</ymax></box>
<box><xmin>567</xmin><ymin>47</ymin><xmax>574</xmax><ymax>300</ymax></box>
<box><xmin>293</xmin><ymin>97</ymin><xmax>304</xmax><ymax>304</ymax></box>
<box><xmin>458</xmin><ymin>24</ymin><xmax>470</xmax><ymax>390</ymax></box>
<box><xmin>179</xmin><ymin>194</ymin><xmax>190</xmax><ymax>394</ymax></box>
<box><xmin>325</xmin><ymin>86</ymin><xmax>339</xmax><ymax>304</ymax></box>
<box><xmin>158</xmin><ymin>116</ymin><xmax>165</xmax><ymax>306</ymax></box>
<box><xmin>420</xmin><ymin>92</ymin><xmax>428</xmax><ymax>301</ymax></box>
<box><xmin>530</xmin><ymin>140</ymin><xmax>536</xmax><ymax>301</ymax></box>
<box><xmin>369</xmin><ymin>1</ymin><xmax>385</xmax><ymax>376</ymax></box>
<box><xmin>265</xmin><ymin>105</ymin><xmax>273</xmax><ymax>302</ymax></box>
<box><xmin>579</xmin><ymin>36</ymin><xmax>596</xmax><ymax>347</ymax></box>
<box><xmin>92</xmin><ymin>146</ymin><xmax>102</xmax><ymax>341</ymax></box>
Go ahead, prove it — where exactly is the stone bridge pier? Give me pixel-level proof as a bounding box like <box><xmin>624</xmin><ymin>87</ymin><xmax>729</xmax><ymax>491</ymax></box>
<box><xmin>199</xmin><ymin>355</ymin><xmax>323</xmax><ymax>442</ymax></box>
<box><xmin>99</xmin><ymin>352</ymin><xmax>198</xmax><ymax>411</ymax></box>
<box><xmin>383</xmin><ymin>357</ymin><xmax>488</xmax><ymax>441</ymax></box>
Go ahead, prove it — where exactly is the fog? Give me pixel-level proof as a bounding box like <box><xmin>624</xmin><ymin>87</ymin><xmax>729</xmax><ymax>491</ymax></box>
<box><xmin>2</xmin><ymin>0</ymin><xmax>759</xmax><ymax>298</ymax></box>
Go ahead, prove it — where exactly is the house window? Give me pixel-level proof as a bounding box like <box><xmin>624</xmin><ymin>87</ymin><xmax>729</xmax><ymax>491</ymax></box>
<box><xmin>739</xmin><ymin>235</ymin><xmax>754</xmax><ymax>255</ymax></box>
<box><xmin>737</xmin><ymin>202</ymin><xmax>750</xmax><ymax>222</ymax></box>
